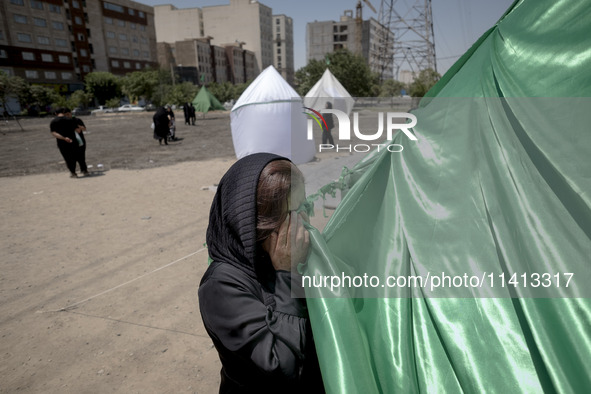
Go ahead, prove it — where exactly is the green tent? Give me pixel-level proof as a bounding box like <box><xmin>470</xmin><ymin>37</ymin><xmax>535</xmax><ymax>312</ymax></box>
<box><xmin>302</xmin><ymin>0</ymin><xmax>591</xmax><ymax>392</ymax></box>
<box><xmin>191</xmin><ymin>85</ymin><xmax>225</xmax><ymax>114</ymax></box>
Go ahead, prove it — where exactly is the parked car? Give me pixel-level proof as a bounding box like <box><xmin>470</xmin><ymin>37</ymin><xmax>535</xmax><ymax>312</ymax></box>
<box><xmin>72</xmin><ymin>107</ymin><xmax>91</xmax><ymax>116</ymax></box>
<box><xmin>91</xmin><ymin>106</ymin><xmax>115</xmax><ymax>114</ymax></box>
<box><xmin>117</xmin><ymin>104</ymin><xmax>145</xmax><ymax>112</ymax></box>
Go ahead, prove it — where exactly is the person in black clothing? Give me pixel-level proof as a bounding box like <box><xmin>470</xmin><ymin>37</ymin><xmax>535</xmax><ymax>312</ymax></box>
<box><xmin>153</xmin><ymin>106</ymin><xmax>170</xmax><ymax>145</ymax></box>
<box><xmin>50</xmin><ymin>107</ymin><xmax>87</xmax><ymax>178</ymax></box>
<box><xmin>183</xmin><ymin>102</ymin><xmax>191</xmax><ymax>125</ymax></box>
<box><xmin>188</xmin><ymin>103</ymin><xmax>196</xmax><ymax>125</ymax></box>
<box><xmin>199</xmin><ymin>153</ymin><xmax>324</xmax><ymax>393</ymax></box>
<box><xmin>321</xmin><ymin>101</ymin><xmax>335</xmax><ymax>146</ymax></box>
<box><xmin>68</xmin><ymin>112</ymin><xmax>88</xmax><ymax>176</ymax></box>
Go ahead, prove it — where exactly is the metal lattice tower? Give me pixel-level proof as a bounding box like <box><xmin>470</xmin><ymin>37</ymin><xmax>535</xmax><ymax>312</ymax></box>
<box><xmin>381</xmin><ymin>0</ymin><xmax>436</xmax><ymax>80</ymax></box>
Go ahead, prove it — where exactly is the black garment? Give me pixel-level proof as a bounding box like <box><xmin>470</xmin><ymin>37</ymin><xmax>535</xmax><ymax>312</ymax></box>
<box><xmin>199</xmin><ymin>153</ymin><xmax>324</xmax><ymax>394</ymax></box>
<box><xmin>322</xmin><ymin>113</ymin><xmax>335</xmax><ymax>145</ymax></box>
<box><xmin>183</xmin><ymin>103</ymin><xmax>190</xmax><ymax>125</ymax></box>
<box><xmin>50</xmin><ymin>116</ymin><xmax>86</xmax><ymax>173</ymax></box>
<box><xmin>153</xmin><ymin>107</ymin><xmax>169</xmax><ymax>144</ymax></box>
<box><xmin>73</xmin><ymin>117</ymin><xmax>87</xmax><ymax>172</ymax></box>
<box><xmin>189</xmin><ymin>103</ymin><xmax>196</xmax><ymax>125</ymax></box>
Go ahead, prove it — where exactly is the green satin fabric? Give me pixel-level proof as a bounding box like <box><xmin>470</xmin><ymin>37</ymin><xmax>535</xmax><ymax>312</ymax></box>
<box><xmin>302</xmin><ymin>0</ymin><xmax>591</xmax><ymax>392</ymax></box>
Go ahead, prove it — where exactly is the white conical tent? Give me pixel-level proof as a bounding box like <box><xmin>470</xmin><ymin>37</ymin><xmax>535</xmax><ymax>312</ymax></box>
<box><xmin>304</xmin><ymin>69</ymin><xmax>355</xmax><ymax>116</ymax></box>
<box><xmin>231</xmin><ymin>66</ymin><xmax>315</xmax><ymax>164</ymax></box>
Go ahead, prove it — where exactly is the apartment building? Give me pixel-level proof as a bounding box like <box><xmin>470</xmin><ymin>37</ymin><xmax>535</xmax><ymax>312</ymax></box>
<box><xmin>307</xmin><ymin>11</ymin><xmax>394</xmax><ymax>79</ymax></box>
<box><xmin>153</xmin><ymin>0</ymin><xmax>293</xmax><ymax>82</ymax></box>
<box><xmin>0</xmin><ymin>0</ymin><xmax>158</xmax><ymax>94</ymax></box>
<box><xmin>273</xmin><ymin>14</ymin><xmax>294</xmax><ymax>84</ymax></box>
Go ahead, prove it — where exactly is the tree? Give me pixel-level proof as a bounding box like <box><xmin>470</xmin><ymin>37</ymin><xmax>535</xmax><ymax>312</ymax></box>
<box><xmin>28</xmin><ymin>85</ymin><xmax>59</xmax><ymax>114</ymax></box>
<box><xmin>105</xmin><ymin>97</ymin><xmax>120</xmax><ymax>108</ymax></box>
<box><xmin>379</xmin><ymin>79</ymin><xmax>407</xmax><ymax>97</ymax></box>
<box><xmin>408</xmin><ymin>68</ymin><xmax>441</xmax><ymax>97</ymax></box>
<box><xmin>120</xmin><ymin>69</ymin><xmax>160</xmax><ymax>104</ymax></box>
<box><xmin>69</xmin><ymin>89</ymin><xmax>92</xmax><ymax>108</ymax></box>
<box><xmin>295</xmin><ymin>50</ymin><xmax>377</xmax><ymax>97</ymax></box>
<box><xmin>0</xmin><ymin>71</ymin><xmax>28</xmax><ymax>113</ymax></box>
<box><xmin>84</xmin><ymin>72</ymin><xmax>121</xmax><ymax>105</ymax></box>
<box><xmin>207</xmin><ymin>81</ymin><xmax>235</xmax><ymax>104</ymax></box>
<box><xmin>164</xmin><ymin>82</ymin><xmax>199</xmax><ymax>106</ymax></box>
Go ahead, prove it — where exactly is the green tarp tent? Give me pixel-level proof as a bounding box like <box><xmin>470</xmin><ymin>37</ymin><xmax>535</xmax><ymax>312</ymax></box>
<box><xmin>302</xmin><ymin>0</ymin><xmax>591</xmax><ymax>392</ymax></box>
<box><xmin>192</xmin><ymin>86</ymin><xmax>225</xmax><ymax>114</ymax></box>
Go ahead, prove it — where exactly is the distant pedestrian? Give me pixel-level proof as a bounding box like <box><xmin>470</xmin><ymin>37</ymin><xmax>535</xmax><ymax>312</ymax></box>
<box><xmin>166</xmin><ymin>105</ymin><xmax>177</xmax><ymax>141</ymax></box>
<box><xmin>189</xmin><ymin>103</ymin><xmax>196</xmax><ymax>125</ymax></box>
<box><xmin>153</xmin><ymin>106</ymin><xmax>170</xmax><ymax>145</ymax></box>
<box><xmin>322</xmin><ymin>101</ymin><xmax>335</xmax><ymax>146</ymax></box>
<box><xmin>68</xmin><ymin>112</ymin><xmax>89</xmax><ymax>176</ymax></box>
<box><xmin>50</xmin><ymin>107</ymin><xmax>88</xmax><ymax>178</ymax></box>
<box><xmin>183</xmin><ymin>103</ymin><xmax>191</xmax><ymax>125</ymax></box>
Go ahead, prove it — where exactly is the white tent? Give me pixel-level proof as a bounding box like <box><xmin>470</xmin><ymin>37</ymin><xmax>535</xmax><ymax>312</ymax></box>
<box><xmin>304</xmin><ymin>69</ymin><xmax>355</xmax><ymax>116</ymax></box>
<box><xmin>231</xmin><ymin>66</ymin><xmax>315</xmax><ymax>165</ymax></box>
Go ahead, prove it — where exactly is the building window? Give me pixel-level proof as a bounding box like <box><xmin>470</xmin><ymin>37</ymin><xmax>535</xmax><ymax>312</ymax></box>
<box><xmin>55</xmin><ymin>38</ymin><xmax>67</xmax><ymax>47</ymax></box>
<box><xmin>59</xmin><ymin>55</ymin><xmax>69</xmax><ymax>63</ymax></box>
<box><xmin>123</xmin><ymin>61</ymin><xmax>130</xmax><ymax>68</ymax></box>
<box><xmin>121</xmin><ymin>48</ymin><xmax>129</xmax><ymax>55</ymax></box>
<box><xmin>276</xmin><ymin>26</ymin><xmax>280</xmax><ymax>32</ymax></box>
<box><xmin>135</xmin><ymin>62</ymin><xmax>141</xmax><ymax>69</ymax></box>
<box><xmin>119</xmin><ymin>33</ymin><xmax>127</xmax><ymax>41</ymax></box>
<box><xmin>41</xmin><ymin>53</ymin><xmax>53</xmax><ymax>62</ymax></box>
<box><xmin>82</xmin><ymin>65</ymin><xmax>90</xmax><ymax>72</ymax></box>
<box><xmin>0</xmin><ymin>50</ymin><xmax>6</xmax><ymax>58</ymax></box>
<box><xmin>140</xmin><ymin>37</ymin><xmax>147</xmax><ymax>44</ymax></box>
<box><xmin>111</xmin><ymin>60</ymin><xmax>119</xmax><ymax>67</ymax></box>
<box><xmin>132</xmin><ymin>36</ymin><xmax>138</xmax><ymax>43</ymax></box>
<box><xmin>62</xmin><ymin>72</ymin><xmax>72</xmax><ymax>79</ymax></box>
<box><xmin>14</xmin><ymin>14</ymin><xmax>27</xmax><ymax>24</ymax></box>
<box><xmin>277</xmin><ymin>48</ymin><xmax>281</xmax><ymax>54</ymax></box>
<box><xmin>117</xmin><ymin>20</ymin><xmax>125</xmax><ymax>27</ymax></box>
<box><xmin>86</xmin><ymin>28</ymin><xmax>91</xmax><ymax>37</ymax></box>
<box><xmin>33</xmin><ymin>17</ymin><xmax>47</xmax><ymax>27</ymax></box>
<box><xmin>25</xmin><ymin>70</ymin><xmax>38</xmax><ymax>78</ymax></box>
<box><xmin>52</xmin><ymin>21</ymin><xmax>64</xmax><ymax>30</ymax></box>
<box><xmin>30</xmin><ymin>0</ymin><xmax>43</xmax><ymax>10</ymax></box>
<box><xmin>89</xmin><ymin>44</ymin><xmax>93</xmax><ymax>54</ymax></box>
<box><xmin>0</xmin><ymin>31</ymin><xmax>3</xmax><ymax>40</ymax></box>
<box><xmin>105</xmin><ymin>17</ymin><xmax>113</xmax><ymax>24</ymax></box>
<box><xmin>1</xmin><ymin>68</ymin><xmax>13</xmax><ymax>76</ymax></box>
<box><xmin>142</xmin><ymin>51</ymin><xmax>148</xmax><ymax>58</ymax></box>
<box><xmin>45</xmin><ymin>71</ymin><xmax>57</xmax><ymax>79</ymax></box>
<box><xmin>138</xmin><ymin>11</ymin><xmax>145</xmax><ymax>18</ymax></box>
<box><xmin>128</xmin><ymin>9</ymin><xmax>135</xmax><ymax>16</ymax></box>
<box><xmin>22</xmin><ymin>52</ymin><xmax>35</xmax><ymax>60</ymax></box>
<box><xmin>133</xmin><ymin>49</ymin><xmax>139</xmax><ymax>57</ymax></box>
<box><xmin>276</xmin><ymin>18</ymin><xmax>280</xmax><ymax>24</ymax></box>
<box><xmin>130</xmin><ymin>23</ymin><xmax>136</xmax><ymax>30</ymax></box>
<box><xmin>106</xmin><ymin>31</ymin><xmax>115</xmax><ymax>39</ymax></box>
<box><xmin>49</xmin><ymin>4</ymin><xmax>60</xmax><ymax>13</ymax></box>
<box><xmin>77</xmin><ymin>33</ymin><xmax>85</xmax><ymax>41</ymax></box>
<box><xmin>104</xmin><ymin>2</ymin><xmax>123</xmax><ymax>12</ymax></box>
<box><xmin>139</xmin><ymin>25</ymin><xmax>146</xmax><ymax>32</ymax></box>
<box><xmin>80</xmin><ymin>49</ymin><xmax>87</xmax><ymax>57</ymax></box>
<box><xmin>72</xmin><ymin>0</ymin><xmax>80</xmax><ymax>8</ymax></box>
<box><xmin>109</xmin><ymin>46</ymin><xmax>117</xmax><ymax>54</ymax></box>
<box><xmin>37</xmin><ymin>36</ymin><xmax>50</xmax><ymax>45</ymax></box>
<box><xmin>10</xmin><ymin>0</ymin><xmax>24</xmax><ymax>5</ymax></box>
<box><xmin>75</xmin><ymin>16</ymin><xmax>83</xmax><ymax>25</ymax></box>
<box><xmin>17</xmin><ymin>33</ymin><xmax>32</xmax><ymax>43</ymax></box>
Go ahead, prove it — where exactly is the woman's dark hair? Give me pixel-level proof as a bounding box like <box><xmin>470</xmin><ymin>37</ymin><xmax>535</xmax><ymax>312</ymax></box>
<box><xmin>256</xmin><ymin>160</ymin><xmax>304</xmax><ymax>243</ymax></box>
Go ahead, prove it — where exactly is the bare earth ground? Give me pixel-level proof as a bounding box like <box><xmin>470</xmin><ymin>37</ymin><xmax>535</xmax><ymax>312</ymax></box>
<box><xmin>0</xmin><ymin>111</ymin><xmax>363</xmax><ymax>393</ymax></box>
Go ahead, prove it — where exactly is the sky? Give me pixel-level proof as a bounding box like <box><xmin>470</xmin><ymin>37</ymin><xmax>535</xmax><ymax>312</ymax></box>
<box><xmin>136</xmin><ymin>0</ymin><xmax>515</xmax><ymax>77</ymax></box>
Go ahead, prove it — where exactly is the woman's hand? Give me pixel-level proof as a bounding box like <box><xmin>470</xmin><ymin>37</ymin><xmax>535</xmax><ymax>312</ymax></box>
<box><xmin>266</xmin><ymin>212</ymin><xmax>310</xmax><ymax>272</ymax></box>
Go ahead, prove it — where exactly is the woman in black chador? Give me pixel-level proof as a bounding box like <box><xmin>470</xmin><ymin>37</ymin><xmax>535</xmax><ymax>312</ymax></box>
<box><xmin>199</xmin><ymin>153</ymin><xmax>325</xmax><ymax>393</ymax></box>
<box><xmin>152</xmin><ymin>106</ymin><xmax>170</xmax><ymax>145</ymax></box>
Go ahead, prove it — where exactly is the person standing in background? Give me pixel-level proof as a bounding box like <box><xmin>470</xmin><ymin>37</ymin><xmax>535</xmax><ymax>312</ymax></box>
<box><xmin>50</xmin><ymin>107</ymin><xmax>87</xmax><ymax>178</ymax></box>
<box><xmin>183</xmin><ymin>103</ymin><xmax>190</xmax><ymax>125</ymax></box>
<box><xmin>68</xmin><ymin>111</ymin><xmax>88</xmax><ymax>176</ymax></box>
<box><xmin>189</xmin><ymin>103</ymin><xmax>196</xmax><ymax>125</ymax></box>
<box><xmin>153</xmin><ymin>106</ymin><xmax>170</xmax><ymax>145</ymax></box>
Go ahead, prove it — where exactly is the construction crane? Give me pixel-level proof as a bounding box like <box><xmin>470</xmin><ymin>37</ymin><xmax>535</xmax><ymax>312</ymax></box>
<box><xmin>355</xmin><ymin>0</ymin><xmax>377</xmax><ymax>55</ymax></box>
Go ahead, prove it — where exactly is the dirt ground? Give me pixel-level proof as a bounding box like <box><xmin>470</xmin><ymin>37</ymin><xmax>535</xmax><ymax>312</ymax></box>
<box><xmin>0</xmin><ymin>110</ymin><xmax>359</xmax><ymax>393</ymax></box>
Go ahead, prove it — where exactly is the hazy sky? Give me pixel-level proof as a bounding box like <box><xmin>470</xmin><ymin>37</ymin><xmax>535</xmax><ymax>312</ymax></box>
<box><xmin>136</xmin><ymin>0</ymin><xmax>515</xmax><ymax>76</ymax></box>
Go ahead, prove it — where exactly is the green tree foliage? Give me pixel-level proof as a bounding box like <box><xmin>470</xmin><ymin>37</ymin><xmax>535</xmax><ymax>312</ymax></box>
<box><xmin>121</xmin><ymin>69</ymin><xmax>160</xmax><ymax>104</ymax></box>
<box><xmin>295</xmin><ymin>50</ymin><xmax>377</xmax><ymax>97</ymax></box>
<box><xmin>164</xmin><ymin>82</ymin><xmax>199</xmax><ymax>106</ymax></box>
<box><xmin>69</xmin><ymin>89</ymin><xmax>92</xmax><ymax>108</ymax></box>
<box><xmin>408</xmin><ymin>68</ymin><xmax>441</xmax><ymax>97</ymax></box>
<box><xmin>29</xmin><ymin>85</ymin><xmax>59</xmax><ymax>111</ymax></box>
<box><xmin>84</xmin><ymin>72</ymin><xmax>121</xmax><ymax>105</ymax></box>
<box><xmin>105</xmin><ymin>97</ymin><xmax>121</xmax><ymax>108</ymax></box>
<box><xmin>0</xmin><ymin>71</ymin><xmax>28</xmax><ymax>115</ymax></box>
<box><xmin>207</xmin><ymin>81</ymin><xmax>235</xmax><ymax>103</ymax></box>
<box><xmin>379</xmin><ymin>79</ymin><xmax>407</xmax><ymax>97</ymax></box>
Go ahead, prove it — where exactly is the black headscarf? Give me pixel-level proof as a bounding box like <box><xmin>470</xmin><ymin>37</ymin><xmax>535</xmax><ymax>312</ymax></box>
<box><xmin>206</xmin><ymin>152</ymin><xmax>286</xmax><ymax>279</ymax></box>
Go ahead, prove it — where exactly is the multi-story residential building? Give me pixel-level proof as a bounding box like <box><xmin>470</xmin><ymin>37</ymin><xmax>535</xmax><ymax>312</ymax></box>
<box><xmin>153</xmin><ymin>0</ymin><xmax>292</xmax><ymax>82</ymax></box>
<box><xmin>307</xmin><ymin>11</ymin><xmax>394</xmax><ymax>79</ymax></box>
<box><xmin>0</xmin><ymin>0</ymin><xmax>158</xmax><ymax>95</ymax></box>
<box><xmin>157</xmin><ymin>38</ymin><xmax>257</xmax><ymax>86</ymax></box>
<box><xmin>273</xmin><ymin>14</ymin><xmax>294</xmax><ymax>84</ymax></box>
